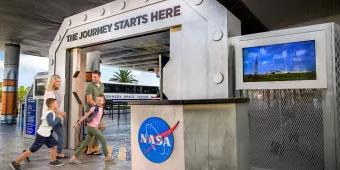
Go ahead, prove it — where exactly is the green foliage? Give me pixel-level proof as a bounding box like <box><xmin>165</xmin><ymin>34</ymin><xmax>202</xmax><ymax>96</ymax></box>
<box><xmin>244</xmin><ymin>72</ymin><xmax>316</xmax><ymax>82</ymax></box>
<box><xmin>17</xmin><ymin>86</ymin><xmax>29</xmax><ymax>102</ymax></box>
<box><xmin>111</xmin><ymin>69</ymin><xmax>138</xmax><ymax>83</ymax></box>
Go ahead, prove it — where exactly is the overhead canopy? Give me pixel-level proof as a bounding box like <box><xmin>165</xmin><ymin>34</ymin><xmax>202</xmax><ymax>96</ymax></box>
<box><xmin>0</xmin><ymin>0</ymin><xmax>113</xmax><ymax>57</ymax></box>
<box><xmin>0</xmin><ymin>0</ymin><xmax>339</xmax><ymax>57</ymax></box>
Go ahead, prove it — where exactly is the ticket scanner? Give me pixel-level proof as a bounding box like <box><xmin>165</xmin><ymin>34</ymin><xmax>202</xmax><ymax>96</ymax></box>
<box><xmin>23</xmin><ymin>72</ymin><xmax>48</xmax><ymax>139</ymax></box>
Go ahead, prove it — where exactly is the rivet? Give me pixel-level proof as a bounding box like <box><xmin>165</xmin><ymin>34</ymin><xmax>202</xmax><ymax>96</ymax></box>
<box><xmin>68</xmin><ymin>19</ymin><xmax>72</xmax><ymax>26</ymax></box>
<box><xmin>51</xmin><ymin>59</ymin><xmax>55</xmax><ymax>66</ymax></box>
<box><xmin>194</xmin><ymin>0</ymin><xmax>203</xmax><ymax>5</ymax></box>
<box><xmin>214</xmin><ymin>72</ymin><xmax>224</xmax><ymax>84</ymax></box>
<box><xmin>120</xmin><ymin>1</ymin><xmax>126</xmax><ymax>10</ymax></box>
<box><xmin>84</xmin><ymin>14</ymin><xmax>87</xmax><ymax>22</ymax></box>
<box><xmin>101</xmin><ymin>8</ymin><xmax>105</xmax><ymax>16</ymax></box>
<box><xmin>213</xmin><ymin>30</ymin><xmax>223</xmax><ymax>41</ymax></box>
<box><xmin>58</xmin><ymin>35</ymin><xmax>61</xmax><ymax>41</ymax></box>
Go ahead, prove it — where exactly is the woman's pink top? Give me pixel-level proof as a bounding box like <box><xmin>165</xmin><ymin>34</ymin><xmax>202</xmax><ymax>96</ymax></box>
<box><xmin>87</xmin><ymin>106</ymin><xmax>104</xmax><ymax>128</ymax></box>
<box><xmin>42</xmin><ymin>90</ymin><xmax>62</xmax><ymax>120</ymax></box>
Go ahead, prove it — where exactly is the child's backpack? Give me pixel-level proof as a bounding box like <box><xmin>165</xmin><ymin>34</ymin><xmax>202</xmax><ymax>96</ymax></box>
<box><xmin>87</xmin><ymin>106</ymin><xmax>104</xmax><ymax>124</ymax></box>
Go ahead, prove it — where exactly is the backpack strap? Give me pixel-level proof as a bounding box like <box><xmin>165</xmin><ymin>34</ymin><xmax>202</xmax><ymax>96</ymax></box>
<box><xmin>100</xmin><ymin>107</ymin><xmax>104</xmax><ymax>121</ymax></box>
<box><xmin>87</xmin><ymin>106</ymin><xmax>104</xmax><ymax>124</ymax></box>
<box><xmin>93</xmin><ymin>106</ymin><xmax>99</xmax><ymax>116</ymax></box>
<box><xmin>95</xmin><ymin>106</ymin><xmax>104</xmax><ymax>121</ymax></box>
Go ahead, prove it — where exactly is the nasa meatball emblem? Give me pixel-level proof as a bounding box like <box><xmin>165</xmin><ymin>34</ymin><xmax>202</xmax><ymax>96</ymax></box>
<box><xmin>138</xmin><ymin>117</ymin><xmax>179</xmax><ymax>163</ymax></box>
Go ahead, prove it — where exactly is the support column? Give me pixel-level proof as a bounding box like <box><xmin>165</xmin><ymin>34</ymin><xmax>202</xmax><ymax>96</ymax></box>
<box><xmin>68</xmin><ymin>48</ymin><xmax>86</xmax><ymax>149</ymax></box>
<box><xmin>86</xmin><ymin>51</ymin><xmax>100</xmax><ymax>82</ymax></box>
<box><xmin>1</xmin><ymin>43</ymin><xmax>20</xmax><ymax>124</ymax></box>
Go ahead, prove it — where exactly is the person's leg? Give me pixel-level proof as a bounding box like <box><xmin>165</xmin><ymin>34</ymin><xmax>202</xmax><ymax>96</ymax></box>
<box><xmin>10</xmin><ymin>150</ymin><xmax>32</xmax><ymax>170</ymax></box>
<box><xmin>86</xmin><ymin>136</ymin><xmax>95</xmax><ymax>154</ymax></box>
<box><xmin>14</xmin><ymin>134</ymin><xmax>44</xmax><ymax>164</ymax></box>
<box><xmin>92</xmin><ymin>121</ymin><xmax>106</xmax><ymax>154</ymax></box>
<box><xmin>91</xmin><ymin>127</ymin><xmax>108</xmax><ymax>157</ymax></box>
<box><xmin>15</xmin><ymin>150</ymin><xmax>32</xmax><ymax>164</ymax></box>
<box><xmin>74</xmin><ymin>129</ymin><xmax>93</xmax><ymax>157</ymax></box>
<box><xmin>70</xmin><ymin>128</ymin><xmax>93</xmax><ymax>164</ymax></box>
<box><xmin>47</xmin><ymin>143</ymin><xmax>64</xmax><ymax>167</ymax></box>
<box><xmin>54</xmin><ymin>126</ymin><xmax>65</xmax><ymax>157</ymax></box>
<box><xmin>50</xmin><ymin>146</ymin><xmax>57</xmax><ymax>161</ymax></box>
<box><xmin>45</xmin><ymin>135</ymin><xmax>59</xmax><ymax>161</ymax></box>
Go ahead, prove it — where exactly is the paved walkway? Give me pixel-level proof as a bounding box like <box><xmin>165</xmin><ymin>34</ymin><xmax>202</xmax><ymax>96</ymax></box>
<box><xmin>1</xmin><ymin>113</ymin><xmax>131</xmax><ymax>170</ymax></box>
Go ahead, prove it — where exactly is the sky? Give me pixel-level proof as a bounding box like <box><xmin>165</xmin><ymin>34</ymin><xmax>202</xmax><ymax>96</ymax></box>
<box><xmin>243</xmin><ymin>40</ymin><xmax>316</xmax><ymax>75</ymax></box>
<box><xmin>0</xmin><ymin>51</ymin><xmax>159</xmax><ymax>87</ymax></box>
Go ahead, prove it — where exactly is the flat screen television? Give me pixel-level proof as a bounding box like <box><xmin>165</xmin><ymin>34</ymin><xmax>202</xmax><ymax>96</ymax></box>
<box><xmin>243</xmin><ymin>40</ymin><xmax>316</xmax><ymax>82</ymax></box>
<box><xmin>234</xmin><ymin>25</ymin><xmax>329</xmax><ymax>90</ymax></box>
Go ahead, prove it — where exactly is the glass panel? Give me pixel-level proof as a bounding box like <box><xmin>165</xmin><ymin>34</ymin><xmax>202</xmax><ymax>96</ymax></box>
<box><xmin>34</xmin><ymin>78</ymin><xmax>47</xmax><ymax>96</ymax></box>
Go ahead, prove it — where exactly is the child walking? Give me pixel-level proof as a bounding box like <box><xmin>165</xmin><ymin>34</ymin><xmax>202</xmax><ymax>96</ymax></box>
<box><xmin>69</xmin><ymin>94</ymin><xmax>112</xmax><ymax>164</ymax></box>
<box><xmin>43</xmin><ymin>74</ymin><xmax>67</xmax><ymax>158</ymax></box>
<box><xmin>10</xmin><ymin>98</ymin><xmax>64</xmax><ymax>170</ymax></box>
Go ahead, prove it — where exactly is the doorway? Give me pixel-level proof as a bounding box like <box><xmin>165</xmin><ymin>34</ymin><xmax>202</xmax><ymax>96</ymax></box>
<box><xmin>66</xmin><ymin>30</ymin><xmax>170</xmax><ymax>166</ymax></box>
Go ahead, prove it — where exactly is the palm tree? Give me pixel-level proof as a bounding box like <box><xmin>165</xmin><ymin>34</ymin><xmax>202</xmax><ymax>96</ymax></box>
<box><xmin>17</xmin><ymin>86</ymin><xmax>29</xmax><ymax>102</ymax></box>
<box><xmin>110</xmin><ymin>69</ymin><xmax>138</xmax><ymax>83</ymax></box>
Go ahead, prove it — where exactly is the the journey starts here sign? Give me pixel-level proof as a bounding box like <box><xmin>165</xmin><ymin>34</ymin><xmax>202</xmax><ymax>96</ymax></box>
<box><xmin>66</xmin><ymin>5</ymin><xmax>181</xmax><ymax>42</ymax></box>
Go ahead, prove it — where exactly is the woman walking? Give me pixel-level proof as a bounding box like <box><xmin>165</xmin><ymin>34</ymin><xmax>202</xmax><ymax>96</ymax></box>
<box><xmin>42</xmin><ymin>74</ymin><xmax>67</xmax><ymax>158</ymax></box>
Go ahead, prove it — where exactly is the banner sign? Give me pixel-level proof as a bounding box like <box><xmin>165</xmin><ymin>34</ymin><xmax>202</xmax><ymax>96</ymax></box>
<box><xmin>66</xmin><ymin>5</ymin><xmax>181</xmax><ymax>42</ymax></box>
<box><xmin>25</xmin><ymin>96</ymin><xmax>37</xmax><ymax>136</ymax></box>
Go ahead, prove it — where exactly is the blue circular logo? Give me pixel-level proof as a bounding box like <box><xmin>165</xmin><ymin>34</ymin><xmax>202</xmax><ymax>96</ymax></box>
<box><xmin>138</xmin><ymin>117</ymin><xmax>178</xmax><ymax>163</ymax></box>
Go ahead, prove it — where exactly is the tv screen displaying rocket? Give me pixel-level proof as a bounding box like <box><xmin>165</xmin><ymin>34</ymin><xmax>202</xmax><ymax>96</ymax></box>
<box><xmin>243</xmin><ymin>40</ymin><xmax>316</xmax><ymax>82</ymax></box>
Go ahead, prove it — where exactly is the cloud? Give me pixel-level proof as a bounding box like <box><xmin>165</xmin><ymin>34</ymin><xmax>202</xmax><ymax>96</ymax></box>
<box><xmin>18</xmin><ymin>54</ymin><xmax>49</xmax><ymax>86</ymax></box>
<box><xmin>0</xmin><ymin>53</ymin><xmax>49</xmax><ymax>87</ymax></box>
<box><xmin>260</xmin><ymin>48</ymin><xmax>267</xmax><ymax>55</ymax></box>
<box><xmin>244</xmin><ymin>61</ymin><xmax>252</xmax><ymax>64</ymax></box>
<box><xmin>0</xmin><ymin>60</ymin><xmax>4</xmax><ymax>80</ymax></box>
<box><xmin>19</xmin><ymin>54</ymin><xmax>49</xmax><ymax>74</ymax></box>
<box><xmin>262</xmin><ymin>61</ymin><xmax>269</xmax><ymax>65</ymax></box>
<box><xmin>296</xmin><ymin>49</ymin><xmax>307</xmax><ymax>56</ymax></box>
<box><xmin>246</xmin><ymin>52</ymin><xmax>258</xmax><ymax>59</ymax></box>
<box><xmin>131</xmin><ymin>70</ymin><xmax>142</xmax><ymax>76</ymax></box>
<box><xmin>282</xmin><ymin>51</ymin><xmax>288</xmax><ymax>58</ymax></box>
<box><xmin>135</xmin><ymin>72</ymin><xmax>159</xmax><ymax>86</ymax></box>
<box><xmin>293</xmin><ymin>57</ymin><xmax>303</xmax><ymax>62</ymax></box>
<box><xmin>294</xmin><ymin>66</ymin><xmax>302</xmax><ymax>71</ymax></box>
<box><xmin>273</xmin><ymin>55</ymin><xmax>283</xmax><ymax>59</ymax></box>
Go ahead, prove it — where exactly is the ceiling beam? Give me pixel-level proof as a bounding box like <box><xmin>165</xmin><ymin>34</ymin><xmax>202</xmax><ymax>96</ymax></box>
<box><xmin>112</xmin><ymin>60</ymin><xmax>159</xmax><ymax>68</ymax></box>
<box><xmin>217</xmin><ymin>0</ymin><xmax>268</xmax><ymax>34</ymax></box>
<box><xmin>101</xmin><ymin>50</ymin><xmax>168</xmax><ymax>62</ymax></box>
<box><xmin>102</xmin><ymin>54</ymin><xmax>159</xmax><ymax>65</ymax></box>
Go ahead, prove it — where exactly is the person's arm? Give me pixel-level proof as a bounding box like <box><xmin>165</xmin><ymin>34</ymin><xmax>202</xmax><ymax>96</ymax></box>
<box><xmin>86</xmin><ymin>95</ymin><xmax>96</xmax><ymax>107</ymax></box>
<box><xmin>85</xmin><ymin>85</ymin><xmax>96</xmax><ymax>107</ymax></box>
<box><xmin>73</xmin><ymin>108</ymin><xmax>94</xmax><ymax>128</ymax></box>
<box><xmin>55</xmin><ymin>91</ymin><xmax>66</xmax><ymax>117</ymax></box>
<box><xmin>55</xmin><ymin>111</ymin><xmax>66</xmax><ymax>118</ymax></box>
<box><xmin>46</xmin><ymin>112</ymin><xmax>62</xmax><ymax>127</ymax></box>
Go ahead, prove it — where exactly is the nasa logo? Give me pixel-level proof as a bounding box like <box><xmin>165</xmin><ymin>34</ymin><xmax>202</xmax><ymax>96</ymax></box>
<box><xmin>138</xmin><ymin>117</ymin><xmax>179</xmax><ymax>163</ymax></box>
